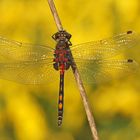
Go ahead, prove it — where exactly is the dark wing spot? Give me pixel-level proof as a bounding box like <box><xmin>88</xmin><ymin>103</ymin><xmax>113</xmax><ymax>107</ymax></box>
<box><xmin>127</xmin><ymin>31</ymin><xmax>133</xmax><ymax>34</ymax></box>
<box><xmin>127</xmin><ymin>59</ymin><xmax>133</xmax><ymax>63</ymax></box>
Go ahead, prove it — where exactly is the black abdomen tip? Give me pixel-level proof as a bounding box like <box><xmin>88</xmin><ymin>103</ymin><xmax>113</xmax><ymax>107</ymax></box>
<box><xmin>127</xmin><ymin>31</ymin><xmax>133</xmax><ymax>34</ymax></box>
<box><xmin>127</xmin><ymin>59</ymin><xmax>133</xmax><ymax>63</ymax></box>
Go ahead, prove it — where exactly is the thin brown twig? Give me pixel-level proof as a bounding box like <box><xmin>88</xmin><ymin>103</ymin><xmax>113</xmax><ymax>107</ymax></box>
<box><xmin>47</xmin><ymin>0</ymin><xmax>99</xmax><ymax>140</ymax></box>
<box><xmin>47</xmin><ymin>0</ymin><xmax>63</xmax><ymax>31</ymax></box>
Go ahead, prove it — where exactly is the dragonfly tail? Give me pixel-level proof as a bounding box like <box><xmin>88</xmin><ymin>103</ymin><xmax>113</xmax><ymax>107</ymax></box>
<box><xmin>58</xmin><ymin>70</ymin><xmax>64</xmax><ymax>126</ymax></box>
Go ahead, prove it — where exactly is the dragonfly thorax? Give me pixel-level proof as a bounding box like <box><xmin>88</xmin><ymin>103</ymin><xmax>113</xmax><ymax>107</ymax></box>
<box><xmin>53</xmin><ymin>49</ymin><xmax>71</xmax><ymax>71</ymax></box>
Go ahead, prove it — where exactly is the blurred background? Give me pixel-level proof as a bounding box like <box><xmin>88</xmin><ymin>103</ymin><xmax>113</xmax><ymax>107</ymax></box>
<box><xmin>0</xmin><ymin>0</ymin><xmax>140</xmax><ymax>140</ymax></box>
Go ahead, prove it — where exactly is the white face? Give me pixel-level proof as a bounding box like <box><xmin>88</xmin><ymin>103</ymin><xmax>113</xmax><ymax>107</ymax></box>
<box><xmin>57</xmin><ymin>33</ymin><xmax>68</xmax><ymax>42</ymax></box>
<box><xmin>53</xmin><ymin>31</ymin><xmax>71</xmax><ymax>43</ymax></box>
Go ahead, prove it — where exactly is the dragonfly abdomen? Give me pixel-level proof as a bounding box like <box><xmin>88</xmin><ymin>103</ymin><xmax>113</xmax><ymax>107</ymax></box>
<box><xmin>58</xmin><ymin>64</ymin><xmax>65</xmax><ymax>126</ymax></box>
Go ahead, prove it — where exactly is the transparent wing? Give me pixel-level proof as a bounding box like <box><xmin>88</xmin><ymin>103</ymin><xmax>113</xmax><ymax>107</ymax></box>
<box><xmin>0</xmin><ymin>36</ymin><xmax>59</xmax><ymax>84</ymax></box>
<box><xmin>0</xmin><ymin>61</ymin><xmax>59</xmax><ymax>84</ymax></box>
<box><xmin>74</xmin><ymin>59</ymin><xmax>138</xmax><ymax>84</ymax></box>
<box><xmin>0</xmin><ymin>36</ymin><xmax>54</xmax><ymax>62</ymax></box>
<box><xmin>71</xmin><ymin>31</ymin><xmax>139</xmax><ymax>60</ymax></box>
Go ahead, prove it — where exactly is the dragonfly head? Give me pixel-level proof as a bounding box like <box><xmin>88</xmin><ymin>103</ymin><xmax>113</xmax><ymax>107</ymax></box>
<box><xmin>52</xmin><ymin>30</ymin><xmax>72</xmax><ymax>42</ymax></box>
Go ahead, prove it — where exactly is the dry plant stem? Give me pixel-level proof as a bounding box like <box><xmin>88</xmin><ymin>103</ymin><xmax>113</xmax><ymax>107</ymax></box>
<box><xmin>48</xmin><ymin>0</ymin><xmax>63</xmax><ymax>31</ymax></box>
<box><xmin>71</xmin><ymin>62</ymin><xmax>99</xmax><ymax>140</ymax></box>
<box><xmin>47</xmin><ymin>0</ymin><xmax>99</xmax><ymax>140</ymax></box>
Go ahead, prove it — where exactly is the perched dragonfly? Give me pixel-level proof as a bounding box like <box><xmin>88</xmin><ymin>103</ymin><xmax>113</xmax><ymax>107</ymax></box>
<box><xmin>0</xmin><ymin>30</ymin><xmax>138</xmax><ymax>126</ymax></box>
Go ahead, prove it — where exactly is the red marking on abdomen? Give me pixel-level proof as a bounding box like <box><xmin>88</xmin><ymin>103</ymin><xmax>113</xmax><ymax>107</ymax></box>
<box><xmin>60</xmin><ymin>64</ymin><xmax>65</xmax><ymax>75</ymax></box>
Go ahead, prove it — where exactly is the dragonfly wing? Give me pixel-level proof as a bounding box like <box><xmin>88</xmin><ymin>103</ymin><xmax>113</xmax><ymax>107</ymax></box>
<box><xmin>74</xmin><ymin>59</ymin><xmax>138</xmax><ymax>84</ymax></box>
<box><xmin>71</xmin><ymin>31</ymin><xmax>139</xmax><ymax>60</ymax></box>
<box><xmin>0</xmin><ymin>36</ymin><xmax>58</xmax><ymax>84</ymax></box>
<box><xmin>0</xmin><ymin>36</ymin><xmax>54</xmax><ymax>62</ymax></box>
<box><xmin>0</xmin><ymin>61</ymin><xmax>59</xmax><ymax>84</ymax></box>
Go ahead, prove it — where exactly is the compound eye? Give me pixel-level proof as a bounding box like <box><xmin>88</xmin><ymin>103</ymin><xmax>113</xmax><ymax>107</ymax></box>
<box><xmin>56</xmin><ymin>34</ymin><xmax>61</xmax><ymax>39</ymax></box>
<box><xmin>67</xmin><ymin>34</ymin><xmax>71</xmax><ymax>39</ymax></box>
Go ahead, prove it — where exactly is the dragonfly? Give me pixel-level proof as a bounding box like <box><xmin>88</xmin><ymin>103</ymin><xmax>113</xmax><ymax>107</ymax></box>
<box><xmin>0</xmin><ymin>30</ymin><xmax>138</xmax><ymax>126</ymax></box>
